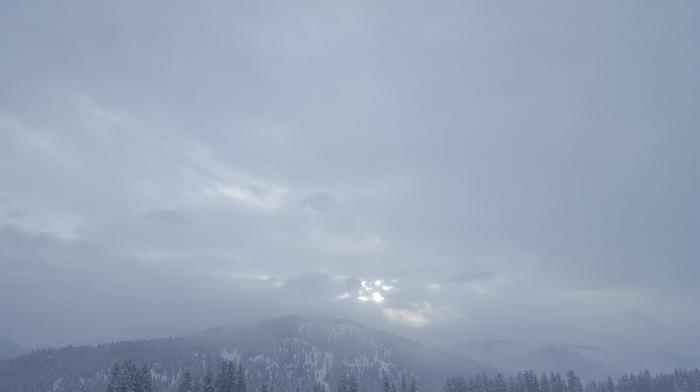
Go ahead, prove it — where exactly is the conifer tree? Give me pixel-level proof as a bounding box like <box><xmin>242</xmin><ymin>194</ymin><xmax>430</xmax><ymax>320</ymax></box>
<box><xmin>567</xmin><ymin>370</ymin><xmax>583</xmax><ymax>392</ymax></box>
<box><xmin>179</xmin><ymin>370</ymin><xmax>194</xmax><ymax>392</ymax></box>
<box><xmin>444</xmin><ymin>375</ymin><xmax>467</xmax><ymax>392</ymax></box>
<box><xmin>203</xmin><ymin>368</ymin><xmax>215</xmax><ymax>392</ymax></box>
<box><xmin>236</xmin><ymin>362</ymin><xmax>248</xmax><ymax>392</ymax></box>
<box><xmin>383</xmin><ymin>375</ymin><xmax>393</xmax><ymax>392</ymax></box>
<box><xmin>141</xmin><ymin>365</ymin><xmax>153</xmax><ymax>392</ymax></box>
<box><xmin>348</xmin><ymin>373</ymin><xmax>359</xmax><ymax>392</ymax></box>
<box><xmin>216</xmin><ymin>362</ymin><xmax>229</xmax><ymax>392</ymax></box>
<box><xmin>106</xmin><ymin>363</ymin><xmax>122</xmax><ymax>392</ymax></box>
<box><xmin>105</xmin><ymin>361</ymin><xmax>153</xmax><ymax>392</ymax></box>
<box><xmin>540</xmin><ymin>374</ymin><xmax>551</xmax><ymax>392</ymax></box>
<box><xmin>602</xmin><ymin>377</ymin><xmax>615</xmax><ymax>392</ymax></box>
<box><xmin>523</xmin><ymin>370</ymin><xmax>539</xmax><ymax>392</ymax></box>
<box><xmin>311</xmin><ymin>382</ymin><xmax>325</xmax><ymax>392</ymax></box>
<box><xmin>408</xmin><ymin>375</ymin><xmax>418</xmax><ymax>392</ymax></box>
<box><xmin>121</xmin><ymin>360</ymin><xmax>137</xmax><ymax>392</ymax></box>
<box><xmin>336</xmin><ymin>376</ymin><xmax>348</xmax><ymax>392</ymax></box>
<box><xmin>550</xmin><ymin>373</ymin><xmax>565</xmax><ymax>392</ymax></box>
<box><xmin>193</xmin><ymin>375</ymin><xmax>203</xmax><ymax>392</ymax></box>
<box><xmin>493</xmin><ymin>374</ymin><xmax>508</xmax><ymax>392</ymax></box>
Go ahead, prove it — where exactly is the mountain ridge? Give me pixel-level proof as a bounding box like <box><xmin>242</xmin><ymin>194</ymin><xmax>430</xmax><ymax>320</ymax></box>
<box><xmin>0</xmin><ymin>314</ymin><xmax>492</xmax><ymax>392</ymax></box>
<box><xmin>0</xmin><ymin>338</ymin><xmax>25</xmax><ymax>361</ymax></box>
<box><xmin>449</xmin><ymin>339</ymin><xmax>700</xmax><ymax>380</ymax></box>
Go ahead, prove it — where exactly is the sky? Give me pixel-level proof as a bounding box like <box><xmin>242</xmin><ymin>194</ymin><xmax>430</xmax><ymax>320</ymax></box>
<box><xmin>0</xmin><ymin>0</ymin><xmax>698</xmax><ymax>352</ymax></box>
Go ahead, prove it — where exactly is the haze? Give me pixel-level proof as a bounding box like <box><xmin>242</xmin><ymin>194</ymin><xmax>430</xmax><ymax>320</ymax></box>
<box><xmin>1</xmin><ymin>0</ymin><xmax>698</xmax><ymax>355</ymax></box>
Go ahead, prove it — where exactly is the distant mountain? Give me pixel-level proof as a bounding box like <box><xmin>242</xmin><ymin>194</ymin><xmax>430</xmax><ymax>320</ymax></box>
<box><xmin>0</xmin><ymin>315</ymin><xmax>492</xmax><ymax>392</ymax></box>
<box><xmin>449</xmin><ymin>340</ymin><xmax>700</xmax><ymax>380</ymax></box>
<box><xmin>78</xmin><ymin>323</ymin><xmax>185</xmax><ymax>346</ymax></box>
<box><xmin>0</xmin><ymin>338</ymin><xmax>25</xmax><ymax>360</ymax></box>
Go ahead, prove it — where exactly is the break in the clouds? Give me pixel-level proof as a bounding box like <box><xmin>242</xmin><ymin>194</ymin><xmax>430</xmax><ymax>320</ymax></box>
<box><xmin>0</xmin><ymin>0</ymin><xmax>698</xmax><ymax>352</ymax></box>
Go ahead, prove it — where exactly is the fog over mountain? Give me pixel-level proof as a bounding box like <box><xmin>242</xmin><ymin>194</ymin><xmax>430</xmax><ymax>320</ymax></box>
<box><xmin>1</xmin><ymin>0</ymin><xmax>699</xmax><ymax>380</ymax></box>
<box><xmin>0</xmin><ymin>338</ymin><xmax>25</xmax><ymax>361</ymax></box>
<box><xmin>448</xmin><ymin>340</ymin><xmax>700</xmax><ymax>380</ymax></box>
<box><xmin>0</xmin><ymin>315</ymin><xmax>492</xmax><ymax>392</ymax></box>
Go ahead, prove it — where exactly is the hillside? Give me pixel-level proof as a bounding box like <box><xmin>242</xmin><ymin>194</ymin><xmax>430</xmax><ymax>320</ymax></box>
<box><xmin>0</xmin><ymin>315</ymin><xmax>492</xmax><ymax>392</ymax></box>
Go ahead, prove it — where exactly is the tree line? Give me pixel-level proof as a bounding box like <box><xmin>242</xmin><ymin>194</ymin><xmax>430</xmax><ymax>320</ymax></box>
<box><xmin>104</xmin><ymin>360</ymin><xmax>247</xmax><ymax>392</ymax></box>
<box><xmin>104</xmin><ymin>360</ymin><xmax>341</xmax><ymax>392</ymax></box>
<box><xmin>443</xmin><ymin>368</ymin><xmax>700</xmax><ymax>392</ymax></box>
<box><xmin>104</xmin><ymin>360</ymin><xmax>700</xmax><ymax>392</ymax></box>
<box><xmin>105</xmin><ymin>360</ymin><xmax>153</xmax><ymax>392</ymax></box>
<box><xmin>383</xmin><ymin>374</ymin><xmax>418</xmax><ymax>392</ymax></box>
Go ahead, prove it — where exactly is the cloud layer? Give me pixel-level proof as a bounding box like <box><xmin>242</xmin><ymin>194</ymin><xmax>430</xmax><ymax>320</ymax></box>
<box><xmin>0</xmin><ymin>0</ymin><xmax>698</xmax><ymax>352</ymax></box>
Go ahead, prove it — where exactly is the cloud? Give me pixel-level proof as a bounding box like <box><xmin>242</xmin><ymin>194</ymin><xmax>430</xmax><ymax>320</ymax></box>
<box><xmin>300</xmin><ymin>192</ymin><xmax>338</xmax><ymax>213</ymax></box>
<box><xmin>0</xmin><ymin>0</ymin><xmax>698</xmax><ymax>354</ymax></box>
<box><xmin>384</xmin><ymin>307</ymin><xmax>428</xmax><ymax>327</ymax></box>
<box><xmin>445</xmin><ymin>270</ymin><xmax>499</xmax><ymax>285</ymax></box>
<box><xmin>141</xmin><ymin>208</ymin><xmax>188</xmax><ymax>225</ymax></box>
<box><xmin>208</xmin><ymin>182</ymin><xmax>287</xmax><ymax>211</ymax></box>
<box><xmin>383</xmin><ymin>303</ymin><xmax>459</xmax><ymax>328</ymax></box>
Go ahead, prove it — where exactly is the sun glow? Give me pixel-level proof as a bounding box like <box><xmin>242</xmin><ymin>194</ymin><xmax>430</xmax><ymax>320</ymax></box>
<box><xmin>354</xmin><ymin>279</ymin><xmax>393</xmax><ymax>304</ymax></box>
<box><xmin>372</xmin><ymin>292</ymin><xmax>384</xmax><ymax>303</ymax></box>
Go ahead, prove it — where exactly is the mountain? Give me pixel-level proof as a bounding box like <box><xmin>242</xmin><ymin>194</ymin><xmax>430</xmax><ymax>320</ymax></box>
<box><xmin>0</xmin><ymin>315</ymin><xmax>492</xmax><ymax>392</ymax></box>
<box><xmin>0</xmin><ymin>338</ymin><xmax>25</xmax><ymax>360</ymax></box>
<box><xmin>77</xmin><ymin>323</ymin><xmax>187</xmax><ymax>347</ymax></box>
<box><xmin>449</xmin><ymin>340</ymin><xmax>700</xmax><ymax>380</ymax></box>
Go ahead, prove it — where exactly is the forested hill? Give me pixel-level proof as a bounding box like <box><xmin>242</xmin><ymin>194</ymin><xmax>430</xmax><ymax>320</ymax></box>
<box><xmin>0</xmin><ymin>315</ymin><xmax>491</xmax><ymax>392</ymax></box>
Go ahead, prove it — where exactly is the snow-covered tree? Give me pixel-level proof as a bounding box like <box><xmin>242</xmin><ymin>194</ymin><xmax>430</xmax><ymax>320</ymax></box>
<box><xmin>179</xmin><ymin>370</ymin><xmax>194</xmax><ymax>392</ymax></box>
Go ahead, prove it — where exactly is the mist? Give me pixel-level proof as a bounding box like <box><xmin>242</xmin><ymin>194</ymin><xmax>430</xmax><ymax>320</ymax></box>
<box><xmin>1</xmin><ymin>0</ymin><xmax>698</xmax><ymax>361</ymax></box>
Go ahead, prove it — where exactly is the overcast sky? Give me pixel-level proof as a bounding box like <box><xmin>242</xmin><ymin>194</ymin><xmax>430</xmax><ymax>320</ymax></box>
<box><xmin>1</xmin><ymin>0</ymin><xmax>698</xmax><ymax>352</ymax></box>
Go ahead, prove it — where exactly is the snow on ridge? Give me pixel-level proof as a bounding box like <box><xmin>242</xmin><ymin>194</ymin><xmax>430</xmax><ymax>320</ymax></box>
<box><xmin>293</xmin><ymin>316</ymin><xmax>366</xmax><ymax>335</ymax></box>
<box><xmin>221</xmin><ymin>349</ymin><xmax>241</xmax><ymax>362</ymax></box>
<box><xmin>314</xmin><ymin>352</ymin><xmax>334</xmax><ymax>391</ymax></box>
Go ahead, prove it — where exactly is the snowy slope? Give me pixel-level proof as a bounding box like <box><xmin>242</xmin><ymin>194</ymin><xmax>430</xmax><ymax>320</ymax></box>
<box><xmin>191</xmin><ymin>315</ymin><xmax>494</xmax><ymax>392</ymax></box>
<box><xmin>0</xmin><ymin>315</ymin><xmax>492</xmax><ymax>392</ymax></box>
